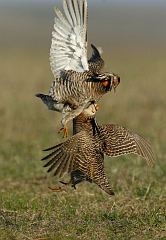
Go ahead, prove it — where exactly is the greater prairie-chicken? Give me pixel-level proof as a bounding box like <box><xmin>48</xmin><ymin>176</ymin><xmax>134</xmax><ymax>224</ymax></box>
<box><xmin>42</xmin><ymin>104</ymin><xmax>155</xmax><ymax>195</ymax></box>
<box><xmin>36</xmin><ymin>0</ymin><xmax>120</xmax><ymax>137</ymax></box>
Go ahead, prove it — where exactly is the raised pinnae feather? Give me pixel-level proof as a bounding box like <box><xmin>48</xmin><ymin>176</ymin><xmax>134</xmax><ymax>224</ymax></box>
<box><xmin>91</xmin><ymin>44</ymin><xmax>102</xmax><ymax>59</ymax></box>
<box><xmin>88</xmin><ymin>44</ymin><xmax>104</xmax><ymax>74</ymax></box>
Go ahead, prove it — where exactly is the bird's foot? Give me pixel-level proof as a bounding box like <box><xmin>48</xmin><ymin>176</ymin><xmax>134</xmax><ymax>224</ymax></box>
<box><xmin>48</xmin><ymin>186</ymin><xmax>66</xmax><ymax>192</ymax></box>
<box><xmin>60</xmin><ymin>180</ymin><xmax>77</xmax><ymax>189</ymax></box>
<box><xmin>58</xmin><ymin>127</ymin><xmax>68</xmax><ymax>138</ymax></box>
<box><xmin>59</xmin><ymin>180</ymin><xmax>69</xmax><ymax>185</ymax></box>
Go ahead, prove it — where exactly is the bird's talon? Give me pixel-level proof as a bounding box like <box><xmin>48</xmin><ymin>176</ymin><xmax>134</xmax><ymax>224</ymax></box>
<box><xmin>48</xmin><ymin>186</ymin><xmax>66</xmax><ymax>192</ymax></box>
<box><xmin>59</xmin><ymin>181</ymin><xmax>68</xmax><ymax>185</ymax></box>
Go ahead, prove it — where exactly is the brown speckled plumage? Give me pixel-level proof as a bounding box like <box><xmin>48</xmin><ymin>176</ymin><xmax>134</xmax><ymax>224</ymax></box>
<box><xmin>42</xmin><ymin>105</ymin><xmax>155</xmax><ymax>195</ymax></box>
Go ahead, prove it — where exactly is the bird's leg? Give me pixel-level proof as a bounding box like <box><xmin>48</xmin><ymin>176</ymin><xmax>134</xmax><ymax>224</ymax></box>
<box><xmin>58</xmin><ymin>127</ymin><xmax>69</xmax><ymax>138</ymax></box>
<box><xmin>59</xmin><ymin>179</ymin><xmax>78</xmax><ymax>190</ymax></box>
<box><xmin>60</xmin><ymin>171</ymin><xmax>86</xmax><ymax>190</ymax></box>
<box><xmin>60</xmin><ymin>179</ymin><xmax>78</xmax><ymax>190</ymax></box>
<box><xmin>63</xmin><ymin>127</ymin><xmax>68</xmax><ymax>138</ymax></box>
<box><xmin>71</xmin><ymin>179</ymin><xmax>83</xmax><ymax>190</ymax></box>
<box><xmin>59</xmin><ymin>100</ymin><xmax>94</xmax><ymax>138</ymax></box>
<box><xmin>60</xmin><ymin>105</ymin><xmax>86</xmax><ymax>138</ymax></box>
<box><xmin>48</xmin><ymin>186</ymin><xmax>66</xmax><ymax>192</ymax></box>
<box><xmin>62</xmin><ymin>106</ymin><xmax>85</xmax><ymax>123</ymax></box>
<box><xmin>57</xmin><ymin>104</ymin><xmax>74</xmax><ymax>138</ymax></box>
<box><xmin>59</xmin><ymin>179</ymin><xmax>71</xmax><ymax>186</ymax></box>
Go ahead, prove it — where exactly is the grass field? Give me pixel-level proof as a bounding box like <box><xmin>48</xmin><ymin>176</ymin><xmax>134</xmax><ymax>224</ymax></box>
<box><xmin>0</xmin><ymin>2</ymin><xmax>166</xmax><ymax>239</ymax></box>
<box><xmin>0</xmin><ymin>47</ymin><xmax>165</xmax><ymax>240</ymax></box>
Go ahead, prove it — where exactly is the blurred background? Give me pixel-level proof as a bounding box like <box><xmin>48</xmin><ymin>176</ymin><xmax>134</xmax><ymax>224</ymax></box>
<box><xmin>0</xmin><ymin>0</ymin><xmax>166</xmax><ymax>174</ymax></box>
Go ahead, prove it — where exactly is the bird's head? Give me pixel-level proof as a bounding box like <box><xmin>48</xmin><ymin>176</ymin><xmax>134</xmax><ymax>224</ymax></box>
<box><xmin>95</xmin><ymin>72</ymin><xmax>120</xmax><ymax>92</ymax></box>
<box><xmin>83</xmin><ymin>103</ymin><xmax>99</xmax><ymax>118</ymax></box>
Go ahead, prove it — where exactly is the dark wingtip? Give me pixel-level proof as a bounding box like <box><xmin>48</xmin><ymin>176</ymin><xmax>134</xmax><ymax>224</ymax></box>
<box><xmin>42</xmin><ymin>142</ymin><xmax>63</xmax><ymax>152</ymax></box>
<box><xmin>35</xmin><ymin>93</ymin><xmax>43</xmax><ymax>98</ymax></box>
<box><xmin>41</xmin><ymin>155</ymin><xmax>49</xmax><ymax>161</ymax></box>
<box><xmin>43</xmin><ymin>144</ymin><xmax>59</xmax><ymax>152</ymax></box>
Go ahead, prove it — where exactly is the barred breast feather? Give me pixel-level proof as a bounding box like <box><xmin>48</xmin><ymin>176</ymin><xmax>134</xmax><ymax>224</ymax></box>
<box><xmin>48</xmin><ymin>70</ymin><xmax>107</xmax><ymax>106</ymax></box>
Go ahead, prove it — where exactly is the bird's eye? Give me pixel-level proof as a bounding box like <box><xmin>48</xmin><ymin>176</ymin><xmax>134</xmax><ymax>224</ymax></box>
<box><xmin>102</xmin><ymin>80</ymin><xmax>110</xmax><ymax>87</ymax></box>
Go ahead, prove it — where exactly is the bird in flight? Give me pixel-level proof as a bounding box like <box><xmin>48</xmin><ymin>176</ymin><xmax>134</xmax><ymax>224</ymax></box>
<box><xmin>36</xmin><ymin>0</ymin><xmax>120</xmax><ymax>137</ymax></box>
<box><xmin>42</xmin><ymin>104</ymin><xmax>155</xmax><ymax>195</ymax></box>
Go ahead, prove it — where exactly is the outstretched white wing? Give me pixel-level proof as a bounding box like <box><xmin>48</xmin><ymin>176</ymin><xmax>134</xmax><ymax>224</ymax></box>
<box><xmin>50</xmin><ymin>0</ymin><xmax>89</xmax><ymax>77</ymax></box>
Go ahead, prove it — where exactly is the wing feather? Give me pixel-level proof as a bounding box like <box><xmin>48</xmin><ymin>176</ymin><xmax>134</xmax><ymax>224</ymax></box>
<box><xmin>42</xmin><ymin>130</ymin><xmax>114</xmax><ymax>195</ymax></box>
<box><xmin>73</xmin><ymin>0</ymin><xmax>81</xmax><ymax>25</ymax></box>
<box><xmin>63</xmin><ymin>0</ymin><xmax>74</xmax><ymax>26</ymax></box>
<box><xmin>47</xmin><ymin>152</ymin><xmax>65</xmax><ymax>173</ymax></box>
<box><xmin>42</xmin><ymin>131</ymin><xmax>85</xmax><ymax>177</ymax></box>
<box><xmin>133</xmin><ymin>134</ymin><xmax>155</xmax><ymax>167</ymax></box>
<box><xmin>54</xmin><ymin>7</ymin><xmax>71</xmax><ymax>29</ymax></box>
<box><xmin>99</xmin><ymin>124</ymin><xmax>155</xmax><ymax>167</ymax></box>
<box><xmin>50</xmin><ymin>0</ymin><xmax>89</xmax><ymax>76</ymax></box>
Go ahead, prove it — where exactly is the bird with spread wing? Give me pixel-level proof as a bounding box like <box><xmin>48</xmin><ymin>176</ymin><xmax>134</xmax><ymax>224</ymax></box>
<box><xmin>36</xmin><ymin>0</ymin><xmax>120</xmax><ymax>137</ymax></box>
<box><xmin>42</xmin><ymin>104</ymin><xmax>155</xmax><ymax>195</ymax></box>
